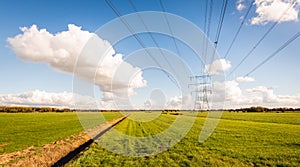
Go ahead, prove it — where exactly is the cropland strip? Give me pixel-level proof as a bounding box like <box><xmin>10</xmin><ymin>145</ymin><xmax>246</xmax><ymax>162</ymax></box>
<box><xmin>0</xmin><ymin>115</ymin><xmax>128</xmax><ymax>166</ymax></box>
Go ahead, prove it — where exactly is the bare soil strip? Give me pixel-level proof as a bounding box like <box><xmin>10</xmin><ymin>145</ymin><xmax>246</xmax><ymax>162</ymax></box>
<box><xmin>53</xmin><ymin>115</ymin><xmax>128</xmax><ymax>167</ymax></box>
<box><xmin>0</xmin><ymin>143</ymin><xmax>10</xmax><ymax>148</ymax></box>
<box><xmin>0</xmin><ymin>115</ymin><xmax>128</xmax><ymax>167</ymax></box>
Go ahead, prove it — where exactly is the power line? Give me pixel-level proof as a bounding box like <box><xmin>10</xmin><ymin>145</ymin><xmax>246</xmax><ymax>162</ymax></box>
<box><xmin>224</xmin><ymin>0</ymin><xmax>254</xmax><ymax>59</ymax></box>
<box><xmin>194</xmin><ymin>0</ymin><xmax>227</xmax><ymax>111</ymax></box>
<box><xmin>245</xmin><ymin>30</ymin><xmax>300</xmax><ymax>76</ymax></box>
<box><xmin>214</xmin><ymin>0</ymin><xmax>228</xmax><ymax>47</ymax></box>
<box><xmin>228</xmin><ymin>0</ymin><xmax>297</xmax><ymax>77</ymax></box>
<box><xmin>201</xmin><ymin>0</ymin><xmax>209</xmax><ymax>64</ymax></box>
<box><xmin>208</xmin><ymin>0</ymin><xmax>228</xmax><ymax>72</ymax></box>
<box><xmin>157</xmin><ymin>0</ymin><xmax>193</xmax><ymax>77</ymax></box>
<box><xmin>127</xmin><ymin>0</ymin><xmax>178</xmax><ymax>77</ymax></box>
<box><xmin>199</xmin><ymin>0</ymin><xmax>214</xmax><ymax>111</ymax></box>
<box><xmin>203</xmin><ymin>0</ymin><xmax>208</xmax><ymax>34</ymax></box>
<box><xmin>104</xmin><ymin>0</ymin><xmax>179</xmax><ymax>88</ymax></box>
<box><xmin>207</xmin><ymin>0</ymin><xmax>214</xmax><ymax>38</ymax></box>
<box><xmin>203</xmin><ymin>0</ymin><xmax>213</xmax><ymax>64</ymax></box>
<box><xmin>158</xmin><ymin>0</ymin><xmax>182</xmax><ymax>58</ymax></box>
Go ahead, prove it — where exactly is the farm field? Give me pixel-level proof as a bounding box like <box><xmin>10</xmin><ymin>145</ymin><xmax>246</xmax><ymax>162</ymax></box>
<box><xmin>69</xmin><ymin>112</ymin><xmax>300</xmax><ymax>167</ymax></box>
<box><xmin>192</xmin><ymin>112</ymin><xmax>300</xmax><ymax>125</ymax></box>
<box><xmin>0</xmin><ymin>112</ymin><xmax>122</xmax><ymax>154</ymax></box>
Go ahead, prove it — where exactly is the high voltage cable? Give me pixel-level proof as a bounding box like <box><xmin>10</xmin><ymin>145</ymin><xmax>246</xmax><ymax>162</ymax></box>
<box><xmin>207</xmin><ymin>0</ymin><xmax>213</xmax><ymax>38</ymax></box>
<box><xmin>158</xmin><ymin>0</ymin><xmax>182</xmax><ymax>60</ymax></box>
<box><xmin>127</xmin><ymin>0</ymin><xmax>178</xmax><ymax>77</ymax></box>
<box><xmin>158</xmin><ymin>0</ymin><xmax>193</xmax><ymax>76</ymax></box>
<box><xmin>104</xmin><ymin>0</ymin><xmax>179</xmax><ymax>88</ymax></box>
<box><xmin>203</xmin><ymin>0</ymin><xmax>208</xmax><ymax>34</ymax></box>
<box><xmin>245</xmin><ymin>30</ymin><xmax>300</xmax><ymax>76</ymax></box>
<box><xmin>202</xmin><ymin>0</ymin><xmax>228</xmax><ymax>110</ymax></box>
<box><xmin>228</xmin><ymin>0</ymin><xmax>297</xmax><ymax>77</ymax></box>
<box><xmin>214</xmin><ymin>0</ymin><xmax>228</xmax><ymax>47</ymax></box>
<box><xmin>203</xmin><ymin>0</ymin><xmax>213</xmax><ymax>64</ymax></box>
<box><xmin>201</xmin><ymin>0</ymin><xmax>209</xmax><ymax>64</ymax></box>
<box><xmin>224</xmin><ymin>0</ymin><xmax>254</xmax><ymax>59</ymax></box>
<box><xmin>208</xmin><ymin>0</ymin><xmax>228</xmax><ymax>72</ymax></box>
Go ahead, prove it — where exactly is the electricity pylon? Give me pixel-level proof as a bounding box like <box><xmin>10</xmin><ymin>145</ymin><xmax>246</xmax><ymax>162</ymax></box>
<box><xmin>188</xmin><ymin>74</ymin><xmax>211</xmax><ymax>111</ymax></box>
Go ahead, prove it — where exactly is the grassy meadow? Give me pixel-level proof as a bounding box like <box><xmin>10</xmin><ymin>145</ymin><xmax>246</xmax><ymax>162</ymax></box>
<box><xmin>0</xmin><ymin>111</ymin><xmax>299</xmax><ymax>166</ymax></box>
<box><xmin>0</xmin><ymin>112</ymin><xmax>122</xmax><ymax>154</ymax></box>
<box><xmin>69</xmin><ymin>112</ymin><xmax>300</xmax><ymax>167</ymax></box>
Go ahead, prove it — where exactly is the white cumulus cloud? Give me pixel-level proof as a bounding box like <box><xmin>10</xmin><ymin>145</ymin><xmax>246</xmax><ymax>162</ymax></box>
<box><xmin>0</xmin><ymin>90</ymin><xmax>102</xmax><ymax>109</ymax></box>
<box><xmin>205</xmin><ymin>59</ymin><xmax>231</xmax><ymax>75</ymax></box>
<box><xmin>251</xmin><ymin>0</ymin><xmax>300</xmax><ymax>25</ymax></box>
<box><xmin>236</xmin><ymin>76</ymin><xmax>255</xmax><ymax>82</ymax></box>
<box><xmin>165</xmin><ymin>96</ymin><xmax>183</xmax><ymax>109</ymax></box>
<box><xmin>237</xmin><ymin>0</ymin><xmax>246</xmax><ymax>11</ymax></box>
<box><xmin>211</xmin><ymin>80</ymin><xmax>241</xmax><ymax>103</ymax></box>
<box><xmin>246</xmin><ymin>86</ymin><xmax>300</xmax><ymax>107</ymax></box>
<box><xmin>6</xmin><ymin>25</ymin><xmax>300</xmax><ymax>110</ymax></box>
<box><xmin>7</xmin><ymin>24</ymin><xmax>147</xmax><ymax>102</ymax></box>
<box><xmin>170</xmin><ymin>77</ymin><xmax>300</xmax><ymax>109</ymax></box>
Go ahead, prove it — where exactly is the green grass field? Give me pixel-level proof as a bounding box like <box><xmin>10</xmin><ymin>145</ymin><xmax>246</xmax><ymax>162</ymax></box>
<box><xmin>193</xmin><ymin>112</ymin><xmax>300</xmax><ymax>125</ymax></box>
<box><xmin>0</xmin><ymin>112</ymin><xmax>122</xmax><ymax>154</ymax></box>
<box><xmin>69</xmin><ymin>112</ymin><xmax>300</xmax><ymax>167</ymax></box>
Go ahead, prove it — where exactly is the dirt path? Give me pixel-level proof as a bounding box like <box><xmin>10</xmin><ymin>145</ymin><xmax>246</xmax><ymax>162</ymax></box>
<box><xmin>0</xmin><ymin>115</ymin><xmax>128</xmax><ymax>167</ymax></box>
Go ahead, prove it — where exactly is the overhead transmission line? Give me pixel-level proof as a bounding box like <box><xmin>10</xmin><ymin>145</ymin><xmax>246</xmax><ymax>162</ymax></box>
<box><xmin>228</xmin><ymin>0</ymin><xmax>297</xmax><ymax>77</ymax></box>
<box><xmin>104</xmin><ymin>0</ymin><xmax>180</xmax><ymax>88</ymax></box>
<box><xmin>127</xmin><ymin>0</ymin><xmax>178</xmax><ymax>77</ymax></box>
<box><xmin>203</xmin><ymin>0</ymin><xmax>228</xmax><ymax>63</ymax></box>
<box><xmin>207</xmin><ymin>0</ymin><xmax>214</xmax><ymax>39</ymax></box>
<box><xmin>245</xmin><ymin>30</ymin><xmax>300</xmax><ymax>76</ymax></box>
<box><xmin>208</xmin><ymin>0</ymin><xmax>228</xmax><ymax>72</ymax></box>
<box><xmin>224</xmin><ymin>0</ymin><xmax>254</xmax><ymax>59</ymax></box>
<box><xmin>203</xmin><ymin>0</ymin><xmax>209</xmax><ymax>35</ymax></box>
<box><xmin>213</xmin><ymin>0</ymin><xmax>228</xmax><ymax>48</ymax></box>
<box><xmin>196</xmin><ymin>0</ymin><xmax>228</xmax><ymax>111</ymax></box>
<box><xmin>201</xmin><ymin>0</ymin><xmax>209</xmax><ymax>64</ymax></box>
<box><xmin>203</xmin><ymin>0</ymin><xmax>213</xmax><ymax>64</ymax></box>
<box><xmin>158</xmin><ymin>0</ymin><xmax>182</xmax><ymax>59</ymax></box>
<box><xmin>158</xmin><ymin>0</ymin><xmax>192</xmax><ymax>77</ymax></box>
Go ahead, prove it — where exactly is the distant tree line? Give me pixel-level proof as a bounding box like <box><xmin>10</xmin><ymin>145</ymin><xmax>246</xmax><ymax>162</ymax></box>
<box><xmin>0</xmin><ymin>106</ymin><xmax>73</xmax><ymax>113</ymax></box>
<box><xmin>225</xmin><ymin>106</ymin><xmax>300</xmax><ymax>113</ymax></box>
<box><xmin>0</xmin><ymin>106</ymin><xmax>300</xmax><ymax>113</ymax></box>
<box><xmin>0</xmin><ymin>106</ymin><xmax>124</xmax><ymax>113</ymax></box>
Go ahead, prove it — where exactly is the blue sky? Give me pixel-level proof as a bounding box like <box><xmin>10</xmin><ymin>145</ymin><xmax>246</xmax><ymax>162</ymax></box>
<box><xmin>0</xmin><ymin>0</ymin><xmax>300</xmax><ymax>109</ymax></box>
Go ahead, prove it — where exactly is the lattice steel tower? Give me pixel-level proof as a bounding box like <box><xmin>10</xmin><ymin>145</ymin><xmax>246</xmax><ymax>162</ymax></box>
<box><xmin>188</xmin><ymin>74</ymin><xmax>211</xmax><ymax>111</ymax></box>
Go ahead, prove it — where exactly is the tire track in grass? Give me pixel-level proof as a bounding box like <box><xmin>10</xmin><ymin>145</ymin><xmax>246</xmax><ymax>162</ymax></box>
<box><xmin>110</xmin><ymin>113</ymin><xmax>179</xmax><ymax>155</ymax></box>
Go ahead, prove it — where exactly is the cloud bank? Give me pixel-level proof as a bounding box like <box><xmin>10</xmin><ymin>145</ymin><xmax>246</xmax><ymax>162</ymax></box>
<box><xmin>7</xmin><ymin>24</ymin><xmax>147</xmax><ymax>103</ymax></box>
<box><xmin>236</xmin><ymin>76</ymin><xmax>255</xmax><ymax>83</ymax></box>
<box><xmin>205</xmin><ymin>59</ymin><xmax>231</xmax><ymax>75</ymax></box>
<box><xmin>251</xmin><ymin>0</ymin><xmax>300</xmax><ymax>25</ymax></box>
<box><xmin>237</xmin><ymin>0</ymin><xmax>246</xmax><ymax>11</ymax></box>
<box><xmin>165</xmin><ymin>78</ymin><xmax>300</xmax><ymax>109</ymax></box>
<box><xmin>6</xmin><ymin>24</ymin><xmax>300</xmax><ymax>109</ymax></box>
<box><xmin>245</xmin><ymin>86</ymin><xmax>300</xmax><ymax>107</ymax></box>
<box><xmin>164</xmin><ymin>56</ymin><xmax>299</xmax><ymax>109</ymax></box>
<box><xmin>0</xmin><ymin>90</ymin><xmax>100</xmax><ymax>109</ymax></box>
<box><xmin>1</xmin><ymin>76</ymin><xmax>299</xmax><ymax>109</ymax></box>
